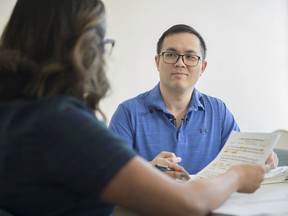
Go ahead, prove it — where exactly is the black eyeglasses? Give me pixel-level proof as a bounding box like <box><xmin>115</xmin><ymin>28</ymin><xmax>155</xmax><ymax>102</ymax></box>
<box><xmin>101</xmin><ymin>39</ymin><xmax>115</xmax><ymax>57</ymax></box>
<box><xmin>159</xmin><ymin>52</ymin><xmax>202</xmax><ymax>67</ymax></box>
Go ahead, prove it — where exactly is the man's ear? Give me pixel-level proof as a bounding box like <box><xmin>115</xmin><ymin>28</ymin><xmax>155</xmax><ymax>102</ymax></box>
<box><xmin>200</xmin><ymin>60</ymin><xmax>207</xmax><ymax>76</ymax></box>
<box><xmin>155</xmin><ymin>55</ymin><xmax>160</xmax><ymax>70</ymax></box>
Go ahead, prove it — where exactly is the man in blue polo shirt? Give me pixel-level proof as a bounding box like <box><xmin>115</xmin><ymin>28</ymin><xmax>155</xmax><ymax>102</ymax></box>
<box><xmin>109</xmin><ymin>24</ymin><xmax>278</xmax><ymax>175</ymax></box>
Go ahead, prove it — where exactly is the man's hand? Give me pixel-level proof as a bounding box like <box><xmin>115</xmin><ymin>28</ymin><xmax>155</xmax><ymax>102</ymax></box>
<box><xmin>150</xmin><ymin>151</ymin><xmax>182</xmax><ymax>165</ymax></box>
<box><xmin>265</xmin><ymin>151</ymin><xmax>279</xmax><ymax>169</ymax></box>
<box><xmin>151</xmin><ymin>151</ymin><xmax>190</xmax><ymax>181</ymax></box>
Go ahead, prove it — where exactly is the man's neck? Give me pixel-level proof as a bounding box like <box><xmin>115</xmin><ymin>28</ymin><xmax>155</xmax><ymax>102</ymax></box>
<box><xmin>160</xmin><ymin>85</ymin><xmax>194</xmax><ymax>118</ymax></box>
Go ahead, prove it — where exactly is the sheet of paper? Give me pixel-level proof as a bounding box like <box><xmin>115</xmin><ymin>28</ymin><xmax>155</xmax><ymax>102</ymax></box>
<box><xmin>212</xmin><ymin>182</ymin><xmax>288</xmax><ymax>216</ymax></box>
<box><xmin>195</xmin><ymin>131</ymin><xmax>281</xmax><ymax>180</ymax></box>
<box><xmin>263</xmin><ymin>166</ymin><xmax>288</xmax><ymax>184</ymax></box>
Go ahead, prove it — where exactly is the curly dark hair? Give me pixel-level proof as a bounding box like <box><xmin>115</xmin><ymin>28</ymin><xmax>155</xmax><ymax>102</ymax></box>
<box><xmin>0</xmin><ymin>0</ymin><xmax>110</xmax><ymax>121</ymax></box>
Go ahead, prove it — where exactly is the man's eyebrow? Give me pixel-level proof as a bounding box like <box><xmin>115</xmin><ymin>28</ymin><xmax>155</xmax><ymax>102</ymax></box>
<box><xmin>185</xmin><ymin>49</ymin><xmax>198</xmax><ymax>54</ymax></box>
<box><xmin>165</xmin><ymin>47</ymin><xmax>198</xmax><ymax>54</ymax></box>
<box><xmin>165</xmin><ymin>47</ymin><xmax>177</xmax><ymax>52</ymax></box>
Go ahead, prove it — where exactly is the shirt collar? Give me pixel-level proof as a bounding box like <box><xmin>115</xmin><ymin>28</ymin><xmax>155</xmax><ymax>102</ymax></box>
<box><xmin>146</xmin><ymin>83</ymin><xmax>205</xmax><ymax>112</ymax></box>
<box><xmin>189</xmin><ymin>88</ymin><xmax>205</xmax><ymax>111</ymax></box>
<box><xmin>146</xmin><ymin>83</ymin><xmax>166</xmax><ymax>112</ymax></box>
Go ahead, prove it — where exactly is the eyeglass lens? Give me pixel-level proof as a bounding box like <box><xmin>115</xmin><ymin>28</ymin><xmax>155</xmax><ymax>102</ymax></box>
<box><xmin>162</xmin><ymin>52</ymin><xmax>200</xmax><ymax>67</ymax></box>
<box><xmin>102</xmin><ymin>39</ymin><xmax>115</xmax><ymax>57</ymax></box>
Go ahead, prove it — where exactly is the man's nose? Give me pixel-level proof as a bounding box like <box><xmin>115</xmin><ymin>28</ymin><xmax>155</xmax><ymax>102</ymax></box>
<box><xmin>175</xmin><ymin>55</ymin><xmax>186</xmax><ymax>66</ymax></box>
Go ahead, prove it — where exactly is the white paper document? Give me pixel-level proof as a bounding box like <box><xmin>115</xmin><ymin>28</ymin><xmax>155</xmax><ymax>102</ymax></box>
<box><xmin>192</xmin><ymin>131</ymin><xmax>288</xmax><ymax>216</ymax></box>
<box><xmin>263</xmin><ymin>166</ymin><xmax>288</xmax><ymax>184</ymax></box>
<box><xmin>194</xmin><ymin>131</ymin><xmax>281</xmax><ymax>180</ymax></box>
<box><xmin>212</xmin><ymin>182</ymin><xmax>288</xmax><ymax>216</ymax></box>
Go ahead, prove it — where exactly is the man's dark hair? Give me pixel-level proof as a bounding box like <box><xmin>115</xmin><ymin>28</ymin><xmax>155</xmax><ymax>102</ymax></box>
<box><xmin>156</xmin><ymin>24</ymin><xmax>207</xmax><ymax>59</ymax></box>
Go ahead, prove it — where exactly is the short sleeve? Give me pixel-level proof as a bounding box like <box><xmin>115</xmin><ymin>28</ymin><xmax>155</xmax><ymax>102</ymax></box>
<box><xmin>41</xmin><ymin>97</ymin><xmax>136</xmax><ymax>197</ymax></box>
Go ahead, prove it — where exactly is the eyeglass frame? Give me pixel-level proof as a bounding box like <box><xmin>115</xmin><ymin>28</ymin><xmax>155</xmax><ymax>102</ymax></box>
<box><xmin>159</xmin><ymin>51</ymin><xmax>203</xmax><ymax>67</ymax></box>
<box><xmin>100</xmin><ymin>38</ymin><xmax>115</xmax><ymax>57</ymax></box>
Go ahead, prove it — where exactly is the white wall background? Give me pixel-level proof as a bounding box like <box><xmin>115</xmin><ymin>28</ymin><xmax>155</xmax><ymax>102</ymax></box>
<box><xmin>1</xmin><ymin>0</ymin><xmax>288</xmax><ymax>132</ymax></box>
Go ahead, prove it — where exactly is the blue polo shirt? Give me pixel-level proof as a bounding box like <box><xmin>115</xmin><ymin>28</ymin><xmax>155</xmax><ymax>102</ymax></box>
<box><xmin>109</xmin><ymin>83</ymin><xmax>239</xmax><ymax>174</ymax></box>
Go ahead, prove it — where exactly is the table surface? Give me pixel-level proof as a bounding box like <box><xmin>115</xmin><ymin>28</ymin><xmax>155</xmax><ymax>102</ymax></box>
<box><xmin>211</xmin><ymin>182</ymin><xmax>288</xmax><ymax>216</ymax></box>
<box><xmin>114</xmin><ymin>148</ymin><xmax>288</xmax><ymax>216</ymax></box>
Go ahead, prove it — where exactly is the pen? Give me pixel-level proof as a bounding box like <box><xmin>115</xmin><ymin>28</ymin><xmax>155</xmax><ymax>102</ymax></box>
<box><xmin>155</xmin><ymin>164</ymin><xmax>189</xmax><ymax>181</ymax></box>
<box><xmin>155</xmin><ymin>164</ymin><xmax>174</xmax><ymax>172</ymax></box>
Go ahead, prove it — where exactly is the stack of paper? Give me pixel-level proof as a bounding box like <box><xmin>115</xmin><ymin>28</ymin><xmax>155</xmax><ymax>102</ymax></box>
<box><xmin>263</xmin><ymin>166</ymin><xmax>288</xmax><ymax>184</ymax></box>
<box><xmin>212</xmin><ymin>183</ymin><xmax>288</xmax><ymax>216</ymax></box>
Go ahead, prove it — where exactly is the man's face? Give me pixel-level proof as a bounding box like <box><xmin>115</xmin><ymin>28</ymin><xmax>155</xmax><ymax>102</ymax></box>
<box><xmin>155</xmin><ymin>32</ymin><xmax>207</xmax><ymax>94</ymax></box>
